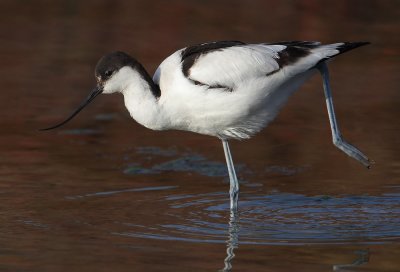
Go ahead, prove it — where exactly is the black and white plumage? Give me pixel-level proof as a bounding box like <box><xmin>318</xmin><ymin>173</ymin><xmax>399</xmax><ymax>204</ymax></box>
<box><xmin>42</xmin><ymin>40</ymin><xmax>372</xmax><ymax>210</ymax></box>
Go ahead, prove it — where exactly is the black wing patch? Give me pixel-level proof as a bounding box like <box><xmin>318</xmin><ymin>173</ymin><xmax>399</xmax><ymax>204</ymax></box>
<box><xmin>275</xmin><ymin>46</ymin><xmax>311</xmax><ymax>68</ymax></box>
<box><xmin>181</xmin><ymin>41</ymin><xmax>245</xmax><ymax>77</ymax></box>
<box><xmin>265</xmin><ymin>41</ymin><xmax>320</xmax><ymax>68</ymax></box>
<box><xmin>181</xmin><ymin>41</ymin><xmax>245</xmax><ymax>91</ymax></box>
<box><xmin>263</xmin><ymin>41</ymin><xmax>320</xmax><ymax>76</ymax></box>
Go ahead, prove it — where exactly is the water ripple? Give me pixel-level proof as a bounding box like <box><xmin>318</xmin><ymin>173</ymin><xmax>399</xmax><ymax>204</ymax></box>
<box><xmin>114</xmin><ymin>191</ymin><xmax>400</xmax><ymax>245</ymax></box>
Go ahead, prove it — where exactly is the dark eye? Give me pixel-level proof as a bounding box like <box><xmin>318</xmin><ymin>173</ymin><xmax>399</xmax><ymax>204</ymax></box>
<box><xmin>104</xmin><ymin>70</ymin><xmax>113</xmax><ymax>78</ymax></box>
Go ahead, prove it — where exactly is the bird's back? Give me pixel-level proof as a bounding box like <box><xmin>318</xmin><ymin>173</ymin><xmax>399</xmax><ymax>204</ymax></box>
<box><xmin>153</xmin><ymin>41</ymin><xmax>368</xmax><ymax>139</ymax></box>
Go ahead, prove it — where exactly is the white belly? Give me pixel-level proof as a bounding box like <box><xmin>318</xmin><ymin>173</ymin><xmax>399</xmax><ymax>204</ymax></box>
<box><xmin>157</xmin><ymin>58</ymin><xmax>315</xmax><ymax>140</ymax></box>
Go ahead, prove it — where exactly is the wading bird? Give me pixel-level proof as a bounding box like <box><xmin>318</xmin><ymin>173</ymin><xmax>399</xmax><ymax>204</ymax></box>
<box><xmin>41</xmin><ymin>41</ymin><xmax>372</xmax><ymax>211</ymax></box>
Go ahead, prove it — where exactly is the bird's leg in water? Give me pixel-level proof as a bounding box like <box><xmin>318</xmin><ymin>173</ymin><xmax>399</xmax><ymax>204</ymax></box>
<box><xmin>222</xmin><ymin>139</ymin><xmax>239</xmax><ymax>211</ymax></box>
<box><xmin>318</xmin><ymin>62</ymin><xmax>372</xmax><ymax>168</ymax></box>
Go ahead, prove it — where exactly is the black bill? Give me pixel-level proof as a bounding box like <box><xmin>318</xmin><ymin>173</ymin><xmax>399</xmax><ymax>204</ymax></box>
<box><xmin>40</xmin><ymin>87</ymin><xmax>103</xmax><ymax>131</ymax></box>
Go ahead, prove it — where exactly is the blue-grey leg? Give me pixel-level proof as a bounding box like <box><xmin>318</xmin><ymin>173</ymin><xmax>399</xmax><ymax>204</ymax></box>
<box><xmin>318</xmin><ymin>62</ymin><xmax>372</xmax><ymax>168</ymax></box>
<box><xmin>222</xmin><ymin>139</ymin><xmax>239</xmax><ymax>211</ymax></box>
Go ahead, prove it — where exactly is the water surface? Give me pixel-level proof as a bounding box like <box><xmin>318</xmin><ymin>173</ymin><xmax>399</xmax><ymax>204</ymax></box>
<box><xmin>1</xmin><ymin>0</ymin><xmax>399</xmax><ymax>271</ymax></box>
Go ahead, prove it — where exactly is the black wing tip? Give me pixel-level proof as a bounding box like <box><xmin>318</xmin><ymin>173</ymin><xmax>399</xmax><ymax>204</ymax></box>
<box><xmin>337</xmin><ymin>42</ymin><xmax>370</xmax><ymax>53</ymax></box>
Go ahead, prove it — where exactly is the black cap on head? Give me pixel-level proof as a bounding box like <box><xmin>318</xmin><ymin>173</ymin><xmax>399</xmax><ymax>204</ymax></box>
<box><xmin>95</xmin><ymin>51</ymin><xmax>137</xmax><ymax>82</ymax></box>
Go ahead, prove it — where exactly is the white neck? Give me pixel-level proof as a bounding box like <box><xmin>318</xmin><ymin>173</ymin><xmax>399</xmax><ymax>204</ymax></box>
<box><xmin>121</xmin><ymin>68</ymin><xmax>165</xmax><ymax>130</ymax></box>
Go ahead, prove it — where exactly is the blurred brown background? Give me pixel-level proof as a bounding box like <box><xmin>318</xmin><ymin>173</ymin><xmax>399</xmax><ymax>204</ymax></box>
<box><xmin>0</xmin><ymin>0</ymin><xmax>399</xmax><ymax>271</ymax></box>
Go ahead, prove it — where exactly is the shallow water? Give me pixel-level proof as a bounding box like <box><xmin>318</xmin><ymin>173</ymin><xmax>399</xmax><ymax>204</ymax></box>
<box><xmin>1</xmin><ymin>0</ymin><xmax>400</xmax><ymax>271</ymax></box>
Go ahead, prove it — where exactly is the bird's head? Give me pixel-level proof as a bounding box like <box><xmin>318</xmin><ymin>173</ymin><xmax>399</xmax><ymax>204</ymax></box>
<box><xmin>95</xmin><ymin>51</ymin><xmax>137</xmax><ymax>94</ymax></box>
<box><xmin>40</xmin><ymin>51</ymin><xmax>136</xmax><ymax>131</ymax></box>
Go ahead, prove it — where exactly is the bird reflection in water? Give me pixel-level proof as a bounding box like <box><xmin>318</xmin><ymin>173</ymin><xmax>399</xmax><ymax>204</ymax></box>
<box><xmin>221</xmin><ymin>211</ymin><xmax>240</xmax><ymax>272</ymax></box>
<box><xmin>219</xmin><ymin>209</ymin><xmax>370</xmax><ymax>271</ymax></box>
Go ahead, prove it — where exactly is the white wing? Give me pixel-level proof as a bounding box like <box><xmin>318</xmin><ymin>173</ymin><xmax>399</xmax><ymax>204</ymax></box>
<box><xmin>181</xmin><ymin>41</ymin><xmax>349</xmax><ymax>91</ymax></box>
<box><xmin>186</xmin><ymin>44</ymin><xmax>285</xmax><ymax>90</ymax></box>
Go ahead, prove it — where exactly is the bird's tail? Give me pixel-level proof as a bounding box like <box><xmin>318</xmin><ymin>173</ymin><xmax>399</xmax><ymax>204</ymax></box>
<box><xmin>335</xmin><ymin>42</ymin><xmax>370</xmax><ymax>54</ymax></box>
<box><xmin>313</xmin><ymin>42</ymin><xmax>370</xmax><ymax>62</ymax></box>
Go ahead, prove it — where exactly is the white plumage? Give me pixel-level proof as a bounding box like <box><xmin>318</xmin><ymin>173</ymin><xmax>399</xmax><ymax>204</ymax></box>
<box><xmin>151</xmin><ymin>42</ymin><xmax>349</xmax><ymax>139</ymax></box>
<box><xmin>42</xmin><ymin>40</ymin><xmax>372</xmax><ymax>211</ymax></box>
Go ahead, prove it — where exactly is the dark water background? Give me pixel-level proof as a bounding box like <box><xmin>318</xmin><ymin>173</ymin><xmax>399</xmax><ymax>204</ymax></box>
<box><xmin>1</xmin><ymin>0</ymin><xmax>399</xmax><ymax>271</ymax></box>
